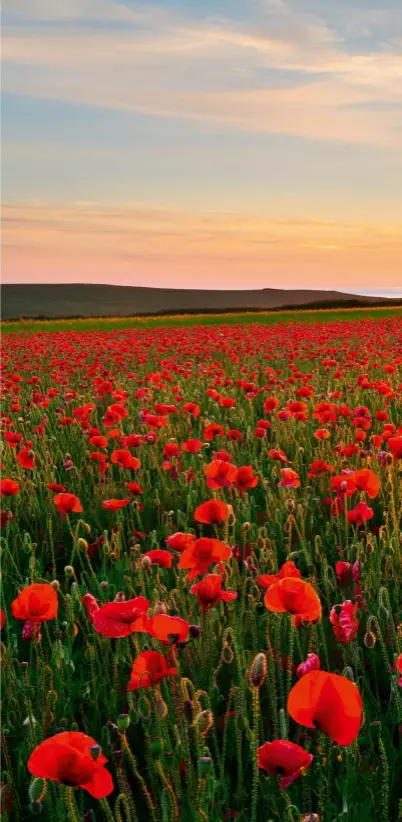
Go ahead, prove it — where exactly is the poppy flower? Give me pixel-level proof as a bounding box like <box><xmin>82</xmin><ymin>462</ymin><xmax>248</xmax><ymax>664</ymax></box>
<box><xmin>166</xmin><ymin>532</ymin><xmax>195</xmax><ymax>552</ymax></box>
<box><xmin>329</xmin><ymin>475</ymin><xmax>356</xmax><ymax>497</ymax></box>
<box><xmin>101</xmin><ymin>499</ymin><xmax>130</xmax><ymax>511</ymax></box>
<box><xmin>126</xmin><ymin>481</ymin><xmax>143</xmax><ymax>495</ymax></box>
<box><xmin>314</xmin><ymin>429</ymin><xmax>330</xmax><ymax>440</ymax></box>
<box><xmin>203</xmin><ymin>424</ymin><xmax>224</xmax><ymax>441</ymax></box>
<box><xmin>330</xmin><ymin>600</ymin><xmax>359</xmax><ymax>645</ymax></box>
<box><xmin>143</xmin><ymin>549</ymin><xmax>173</xmax><ymax>569</ymax></box>
<box><xmin>204</xmin><ymin>460</ymin><xmax>238</xmax><ymax>489</ymax></box>
<box><xmin>212</xmin><ymin>449</ymin><xmax>232</xmax><ymax>463</ymax></box>
<box><xmin>388</xmin><ymin>436</ymin><xmax>402</xmax><ymax>459</ymax></box>
<box><xmin>127</xmin><ymin>650</ymin><xmax>177</xmax><ymax>690</ymax></box>
<box><xmin>183</xmin><ymin>402</ymin><xmax>200</xmax><ymax>417</ymax></box>
<box><xmin>287</xmin><ymin>670</ymin><xmax>362</xmax><ymax>746</ymax></box>
<box><xmin>4</xmin><ymin>431</ymin><xmax>23</xmax><ymax>448</ymax></box>
<box><xmin>235</xmin><ymin>466</ymin><xmax>259</xmax><ymax>491</ymax></box>
<box><xmin>47</xmin><ymin>483</ymin><xmax>66</xmax><ymax>493</ymax></box>
<box><xmin>182</xmin><ymin>439</ymin><xmax>202</xmax><ymax>454</ymax></box>
<box><xmin>89</xmin><ymin>435</ymin><xmax>108</xmax><ymax>448</ymax></box>
<box><xmin>258</xmin><ymin>740</ymin><xmax>313</xmax><ymax>789</ymax></box>
<box><xmin>194</xmin><ymin>500</ymin><xmax>230</xmax><ymax>524</ymax></box>
<box><xmin>350</xmin><ymin>469</ymin><xmax>380</xmax><ymax>499</ymax></box>
<box><xmin>268</xmin><ymin>449</ymin><xmax>291</xmax><ymax>464</ymax></box>
<box><xmin>146</xmin><ymin>614</ymin><xmax>189</xmax><ymax>643</ymax></box>
<box><xmin>264</xmin><ymin>578</ymin><xmax>321</xmax><ymax>623</ymax></box>
<box><xmin>190</xmin><ymin>574</ymin><xmax>237</xmax><ymax>611</ymax></box>
<box><xmin>12</xmin><ymin>583</ymin><xmax>58</xmax><ymax>623</ymax></box>
<box><xmin>257</xmin><ymin>560</ymin><xmax>301</xmax><ymax>590</ymax></box>
<box><xmin>16</xmin><ymin>449</ymin><xmax>35</xmax><ymax>469</ymax></box>
<box><xmin>92</xmin><ymin>596</ymin><xmax>149</xmax><ymax>638</ymax></box>
<box><xmin>27</xmin><ymin>731</ymin><xmax>114</xmax><ymax>798</ymax></box>
<box><xmin>0</xmin><ymin>479</ymin><xmax>20</xmax><ymax>497</ymax></box>
<box><xmin>54</xmin><ymin>493</ymin><xmax>83</xmax><ymax>515</ymax></box>
<box><xmin>0</xmin><ymin>609</ymin><xmax>5</xmax><ymax>630</ymax></box>
<box><xmin>111</xmin><ymin>449</ymin><xmax>139</xmax><ymax>469</ymax></box>
<box><xmin>178</xmin><ymin>537</ymin><xmax>231</xmax><ymax>581</ymax></box>
<box><xmin>308</xmin><ymin>461</ymin><xmax>334</xmax><ymax>478</ymax></box>
<box><xmin>82</xmin><ymin>593</ymin><xmax>99</xmax><ymax>624</ymax></box>
<box><xmin>264</xmin><ymin>397</ymin><xmax>279</xmax><ymax>414</ymax></box>
<box><xmin>347</xmin><ymin>501</ymin><xmax>374</xmax><ymax>526</ymax></box>
<box><xmin>296</xmin><ymin>653</ymin><xmax>320</xmax><ymax>679</ymax></box>
<box><xmin>0</xmin><ymin>509</ymin><xmax>13</xmax><ymax>528</ymax></box>
<box><xmin>278</xmin><ymin>469</ymin><xmax>300</xmax><ymax>489</ymax></box>
<box><xmin>396</xmin><ymin>653</ymin><xmax>402</xmax><ymax>687</ymax></box>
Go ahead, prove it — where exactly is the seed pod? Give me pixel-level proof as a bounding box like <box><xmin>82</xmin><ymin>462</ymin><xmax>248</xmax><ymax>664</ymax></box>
<box><xmin>196</xmin><ymin>709</ymin><xmax>213</xmax><ymax>736</ymax></box>
<box><xmin>77</xmin><ymin>538</ymin><xmax>88</xmax><ymax>550</ymax></box>
<box><xmin>155</xmin><ymin>698</ymin><xmax>168</xmax><ymax>719</ymax></box>
<box><xmin>198</xmin><ymin>756</ymin><xmax>212</xmax><ymax>776</ymax></box>
<box><xmin>250</xmin><ymin>652</ymin><xmax>267</xmax><ymax>688</ymax></box>
<box><xmin>100</xmin><ymin>581</ymin><xmax>108</xmax><ymax>590</ymax></box>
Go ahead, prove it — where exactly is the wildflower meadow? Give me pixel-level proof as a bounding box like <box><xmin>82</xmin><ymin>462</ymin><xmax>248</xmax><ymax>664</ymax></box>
<box><xmin>1</xmin><ymin>316</ymin><xmax>401</xmax><ymax>822</ymax></box>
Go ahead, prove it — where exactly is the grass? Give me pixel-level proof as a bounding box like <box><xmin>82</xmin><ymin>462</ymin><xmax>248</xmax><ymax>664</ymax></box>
<box><xmin>2</xmin><ymin>304</ymin><xmax>402</xmax><ymax>333</ymax></box>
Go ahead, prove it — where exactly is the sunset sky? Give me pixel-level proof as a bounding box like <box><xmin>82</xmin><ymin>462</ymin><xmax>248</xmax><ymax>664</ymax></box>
<box><xmin>2</xmin><ymin>0</ymin><xmax>402</xmax><ymax>296</ymax></box>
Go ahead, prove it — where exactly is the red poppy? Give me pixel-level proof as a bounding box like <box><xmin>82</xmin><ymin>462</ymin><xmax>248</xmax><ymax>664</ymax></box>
<box><xmin>146</xmin><ymin>614</ymin><xmax>189</xmax><ymax>643</ymax></box>
<box><xmin>92</xmin><ymin>596</ymin><xmax>149</xmax><ymax>638</ymax></box>
<box><xmin>235</xmin><ymin>465</ymin><xmax>259</xmax><ymax>491</ymax></box>
<box><xmin>308</xmin><ymin>461</ymin><xmax>334</xmax><ymax>478</ymax></box>
<box><xmin>0</xmin><ymin>509</ymin><xmax>13</xmax><ymax>528</ymax></box>
<box><xmin>183</xmin><ymin>402</ymin><xmax>200</xmax><ymax>417</ymax></box>
<box><xmin>190</xmin><ymin>574</ymin><xmax>237</xmax><ymax>611</ymax></box>
<box><xmin>127</xmin><ymin>650</ymin><xmax>177</xmax><ymax>690</ymax></box>
<box><xmin>287</xmin><ymin>670</ymin><xmax>362</xmax><ymax>746</ymax></box>
<box><xmin>101</xmin><ymin>499</ymin><xmax>130</xmax><ymax>511</ymax></box>
<box><xmin>203</xmin><ymin>423</ymin><xmax>224</xmax><ymax>441</ymax></box>
<box><xmin>314</xmin><ymin>428</ymin><xmax>330</xmax><ymax>440</ymax></box>
<box><xmin>178</xmin><ymin>537</ymin><xmax>231</xmax><ymax>581</ymax></box>
<box><xmin>0</xmin><ymin>479</ymin><xmax>20</xmax><ymax>497</ymax></box>
<box><xmin>278</xmin><ymin>469</ymin><xmax>300</xmax><ymax>489</ymax></box>
<box><xmin>182</xmin><ymin>439</ymin><xmax>202</xmax><ymax>454</ymax></box>
<box><xmin>204</xmin><ymin>460</ymin><xmax>238</xmax><ymax>489</ymax></box>
<box><xmin>264</xmin><ymin>578</ymin><xmax>321</xmax><ymax>622</ymax></box>
<box><xmin>16</xmin><ymin>449</ymin><xmax>35</xmax><ymax>469</ymax></box>
<box><xmin>329</xmin><ymin>475</ymin><xmax>356</xmax><ymax>497</ymax></box>
<box><xmin>388</xmin><ymin>436</ymin><xmax>402</xmax><ymax>459</ymax></box>
<box><xmin>28</xmin><ymin>731</ymin><xmax>113</xmax><ymax>798</ymax></box>
<box><xmin>268</xmin><ymin>449</ymin><xmax>291</xmax><ymax>464</ymax></box>
<box><xmin>126</xmin><ymin>481</ymin><xmax>143</xmax><ymax>495</ymax></box>
<box><xmin>0</xmin><ymin>609</ymin><xmax>5</xmax><ymax>630</ymax></box>
<box><xmin>12</xmin><ymin>583</ymin><xmax>58</xmax><ymax>622</ymax></box>
<box><xmin>47</xmin><ymin>483</ymin><xmax>66</xmax><ymax>493</ymax></box>
<box><xmin>4</xmin><ymin>431</ymin><xmax>23</xmax><ymax>448</ymax></box>
<box><xmin>143</xmin><ymin>549</ymin><xmax>173</xmax><ymax>568</ymax></box>
<box><xmin>89</xmin><ymin>435</ymin><xmax>109</xmax><ymax>448</ymax></box>
<box><xmin>212</xmin><ymin>449</ymin><xmax>232</xmax><ymax>463</ymax></box>
<box><xmin>54</xmin><ymin>493</ymin><xmax>83</xmax><ymax>515</ymax></box>
<box><xmin>257</xmin><ymin>560</ymin><xmax>301</xmax><ymax>590</ymax></box>
<box><xmin>111</xmin><ymin>449</ymin><xmax>139</xmax><ymax>469</ymax></box>
<box><xmin>258</xmin><ymin>740</ymin><xmax>313</xmax><ymax>789</ymax></box>
<box><xmin>350</xmin><ymin>469</ymin><xmax>380</xmax><ymax>499</ymax></box>
<box><xmin>194</xmin><ymin>500</ymin><xmax>230</xmax><ymax>524</ymax></box>
<box><xmin>166</xmin><ymin>532</ymin><xmax>196</xmax><ymax>552</ymax></box>
<box><xmin>82</xmin><ymin>593</ymin><xmax>100</xmax><ymax>624</ymax></box>
<box><xmin>264</xmin><ymin>397</ymin><xmax>280</xmax><ymax>414</ymax></box>
<box><xmin>296</xmin><ymin>653</ymin><xmax>320</xmax><ymax>679</ymax></box>
<box><xmin>330</xmin><ymin>600</ymin><xmax>359</xmax><ymax>645</ymax></box>
<box><xmin>347</xmin><ymin>501</ymin><xmax>374</xmax><ymax>526</ymax></box>
<box><xmin>396</xmin><ymin>653</ymin><xmax>402</xmax><ymax>687</ymax></box>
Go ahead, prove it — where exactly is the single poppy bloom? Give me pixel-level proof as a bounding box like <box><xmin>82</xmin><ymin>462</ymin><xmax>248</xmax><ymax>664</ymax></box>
<box><xmin>47</xmin><ymin>483</ymin><xmax>66</xmax><ymax>493</ymax></box>
<box><xmin>264</xmin><ymin>397</ymin><xmax>280</xmax><ymax>414</ymax></box>
<box><xmin>16</xmin><ymin>449</ymin><xmax>35</xmax><ymax>469</ymax></box>
<box><xmin>82</xmin><ymin>593</ymin><xmax>99</xmax><ymax>624</ymax></box>
<box><xmin>314</xmin><ymin>428</ymin><xmax>330</xmax><ymax>440</ymax></box>
<box><xmin>4</xmin><ymin>431</ymin><xmax>23</xmax><ymax>448</ymax></box>
<box><xmin>166</xmin><ymin>532</ymin><xmax>195</xmax><ymax>552</ymax></box>
<box><xmin>308</xmin><ymin>461</ymin><xmax>334</xmax><ymax>478</ymax></box>
<box><xmin>258</xmin><ymin>740</ymin><xmax>313</xmax><ymax>789</ymax></box>
<box><xmin>0</xmin><ymin>609</ymin><xmax>5</xmax><ymax>630</ymax></box>
<box><xmin>110</xmin><ymin>449</ymin><xmax>136</xmax><ymax>469</ymax></box>
<box><xmin>227</xmin><ymin>429</ymin><xmax>243</xmax><ymax>441</ymax></box>
<box><xmin>12</xmin><ymin>583</ymin><xmax>58</xmax><ymax>623</ymax></box>
<box><xmin>264</xmin><ymin>578</ymin><xmax>321</xmax><ymax>622</ymax></box>
<box><xmin>194</xmin><ymin>500</ymin><xmax>230</xmax><ymax>524</ymax></box>
<box><xmin>235</xmin><ymin>465</ymin><xmax>259</xmax><ymax>491</ymax></box>
<box><xmin>0</xmin><ymin>509</ymin><xmax>13</xmax><ymax>527</ymax></box>
<box><xmin>102</xmin><ymin>498</ymin><xmax>130</xmax><ymax>511</ymax></box>
<box><xmin>89</xmin><ymin>435</ymin><xmax>108</xmax><ymax>448</ymax></box>
<box><xmin>92</xmin><ymin>596</ymin><xmax>149</xmax><ymax>638</ymax></box>
<box><xmin>257</xmin><ymin>560</ymin><xmax>301</xmax><ymax>590</ymax></box>
<box><xmin>268</xmin><ymin>449</ymin><xmax>291</xmax><ymax>464</ymax></box>
<box><xmin>182</xmin><ymin>402</ymin><xmax>200</xmax><ymax>417</ymax></box>
<box><xmin>287</xmin><ymin>670</ymin><xmax>362</xmax><ymax>746</ymax></box>
<box><xmin>204</xmin><ymin>460</ymin><xmax>238</xmax><ymax>489</ymax></box>
<box><xmin>350</xmin><ymin>469</ymin><xmax>380</xmax><ymax>499</ymax></box>
<box><xmin>296</xmin><ymin>653</ymin><xmax>320</xmax><ymax>679</ymax></box>
<box><xmin>143</xmin><ymin>549</ymin><xmax>173</xmax><ymax>569</ymax></box>
<box><xmin>178</xmin><ymin>537</ymin><xmax>231</xmax><ymax>581</ymax></box>
<box><xmin>347</xmin><ymin>501</ymin><xmax>374</xmax><ymax>526</ymax></box>
<box><xmin>203</xmin><ymin>423</ymin><xmax>225</xmax><ymax>441</ymax></box>
<box><xmin>182</xmin><ymin>439</ymin><xmax>202</xmax><ymax>454</ymax></box>
<box><xmin>388</xmin><ymin>436</ymin><xmax>402</xmax><ymax>459</ymax></box>
<box><xmin>54</xmin><ymin>493</ymin><xmax>83</xmax><ymax>515</ymax></box>
<box><xmin>190</xmin><ymin>574</ymin><xmax>237</xmax><ymax>611</ymax></box>
<box><xmin>90</xmin><ymin>451</ymin><xmax>108</xmax><ymax>465</ymax></box>
<box><xmin>330</xmin><ymin>600</ymin><xmax>359</xmax><ymax>645</ymax></box>
<box><xmin>146</xmin><ymin>614</ymin><xmax>189</xmax><ymax>643</ymax></box>
<box><xmin>0</xmin><ymin>479</ymin><xmax>20</xmax><ymax>497</ymax></box>
<box><xmin>212</xmin><ymin>449</ymin><xmax>232</xmax><ymax>463</ymax></box>
<box><xmin>28</xmin><ymin>731</ymin><xmax>113</xmax><ymax>798</ymax></box>
<box><xmin>126</xmin><ymin>481</ymin><xmax>143</xmax><ymax>495</ymax></box>
<box><xmin>329</xmin><ymin>475</ymin><xmax>356</xmax><ymax>497</ymax></box>
<box><xmin>127</xmin><ymin>650</ymin><xmax>177</xmax><ymax>690</ymax></box>
<box><xmin>278</xmin><ymin>469</ymin><xmax>300</xmax><ymax>489</ymax></box>
<box><xmin>163</xmin><ymin>443</ymin><xmax>180</xmax><ymax>458</ymax></box>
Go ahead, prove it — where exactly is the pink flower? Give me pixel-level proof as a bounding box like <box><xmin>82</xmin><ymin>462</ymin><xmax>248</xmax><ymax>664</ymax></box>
<box><xmin>296</xmin><ymin>653</ymin><xmax>320</xmax><ymax>679</ymax></box>
<box><xmin>330</xmin><ymin>600</ymin><xmax>359</xmax><ymax>645</ymax></box>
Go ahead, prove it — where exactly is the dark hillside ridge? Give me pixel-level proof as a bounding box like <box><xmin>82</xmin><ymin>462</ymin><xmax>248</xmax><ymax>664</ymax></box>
<box><xmin>1</xmin><ymin>283</ymin><xmax>397</xmax><ymax>320</ymax></box>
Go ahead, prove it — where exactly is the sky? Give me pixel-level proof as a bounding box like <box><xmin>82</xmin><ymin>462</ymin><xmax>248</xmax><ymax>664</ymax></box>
<box><xmin>2</xmin><ymin>0</ymin><xmax>402</xmax><ymax>296</ymax></box>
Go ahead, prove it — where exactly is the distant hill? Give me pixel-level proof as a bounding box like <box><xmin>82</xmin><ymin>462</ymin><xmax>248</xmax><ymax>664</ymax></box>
<box><xmin>1</xmin><ymin>283</ymin><xmax>399</xmax><ymax>320</ymax></box>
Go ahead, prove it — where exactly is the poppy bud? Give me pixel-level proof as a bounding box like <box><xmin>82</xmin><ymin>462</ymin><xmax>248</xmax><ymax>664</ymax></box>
<box><xmin>50</xmin><ymin>580</ymin><xmax>60</xmax><ymax>590</ymax></box>
<box><xmin>250</xmin><ymin>653</ymin><xmax>267</xmax><ymax>688</ymax></box>
<box><xmin>138</xmin><ymin>694</ymin><xmax>151</xmax><ymax>719</ymax></box>
<box><xmin>100</xmin><ymin>581</ymin><xmax>108</xmax><ymax>590</ymax></box>
<box><xmin>114</xmin><ymin>591</ymin><xmax>126</xmax><ymax>602</ymax></box>
<box><xmin>150</xmin><ymin>737</ymin><xmax>164</xmax><ymax>758</ymax></box>
<box><xmin>29</xmin><ymin>777</ymin><xmax>47</xmax><ymax>804</ymax></box>
<box><xmin>189</xmin><ymin>624</ymin><xmax>201</xmax><ymax>639</ymax></box>
<box><xmin>183</xmin><ymin>700</ymin><xmax>194</xmax><ymax>725</ymax></box>
<box><xmin>117</xmin><ymin>714</ymin><xmax>130</xmax><ymax>732</ymax></box>
<box><xmin>77</xmin><ymin>538</ymin><xmax>88</xmax><ymax>551</ymax></box>
<box><xmin>154</xmin><ymin>601</ymin><xmax>167</xmax><ymax>615</ymax></box>
<box><xmin>64</xmin><ymin>566</ymin><xmax>74</xmax><ymax>577</ymax></box>
<box><xmin>90</xmin><ymin>744</ymin><xmax>101</xmax><ymax>761</ymax></box>
<box><xmin>363</xmin><ymin>630</ymin><xmax>376</xmax><ymax>648</ymax></box>
<box><xmin>155</xmin><ymin>698</ymin><xmax>168</xmax><ymax>719</ymax></box>
<box><xmin>243</xmin><ymin>522</ymin><xmax>251</xmax><ymax>532</ymax></box>
<box><xmin>198</xmin><ymin>756</ymin><xmax>212</xmax><ymax>776</ymax></box>
<box><xmin>142</xmin><ymin>556</ymin><xmax>151</xmax><ymax>569</ymax></box>
<box><xmin>286</xmin><ymin>497</ymin><xmax>295</xmax><ymax>512</ymax></box>
<box><xmin>196</xmin><ymin>709</ymin><xmax>213</xmax><ymax>736</ymax></box>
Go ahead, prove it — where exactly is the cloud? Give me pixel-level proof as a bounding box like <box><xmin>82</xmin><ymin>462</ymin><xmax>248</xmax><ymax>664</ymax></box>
<box><xmin>2</xmin><ymin>1</ymin><xmax>402</xmax><ymax>147</ymax></box>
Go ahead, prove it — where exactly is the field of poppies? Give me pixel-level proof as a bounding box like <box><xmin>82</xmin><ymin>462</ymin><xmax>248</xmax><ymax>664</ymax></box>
<box><xmin>1</xmin><ymin>316</ymin><xmax>401</xmax><ymax>822</ymax></box>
